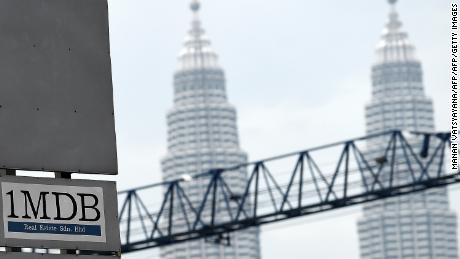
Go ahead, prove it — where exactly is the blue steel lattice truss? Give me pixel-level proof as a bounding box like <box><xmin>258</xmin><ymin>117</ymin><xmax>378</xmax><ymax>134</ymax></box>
<box><xmin>118</xmin><ymin>130</ymin><xmax>459</xmax><ymax>253</ymax></box>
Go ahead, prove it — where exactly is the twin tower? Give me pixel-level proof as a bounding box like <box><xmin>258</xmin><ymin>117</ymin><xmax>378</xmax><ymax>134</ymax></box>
<box><xmin>161</xmin><ymin>1</ymin><xmax>458</xmax><ymax>258</ymax></box>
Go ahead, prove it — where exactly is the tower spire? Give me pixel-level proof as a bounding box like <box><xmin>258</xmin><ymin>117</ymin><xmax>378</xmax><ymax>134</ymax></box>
<box><xmin>190</xmin><ymin>0</ymin><xmax>200</xmax><ymax>13</ymax></box>
<box><xmin>176</xmin><ymin>0</ymin><xmax>220</xmax><ymax>71</ymax></box>
<box><xmin>374</xmin><ymin>0</ymin><xmax>416</xmax><ymax>64</ymax></box>
<box><xmin>388</xmin><ymin>0</ymin><xmax>397</xmax><ymax>13</ymax></box>
<box><xmin>388</xmin><ymin>0</ymin><xmax>397</xmax><ymax>5</ymax></box>
<box><xmin>189</xmin><ymin>0</ymin><xmax>202</xmax><ymax>37</ymax></box>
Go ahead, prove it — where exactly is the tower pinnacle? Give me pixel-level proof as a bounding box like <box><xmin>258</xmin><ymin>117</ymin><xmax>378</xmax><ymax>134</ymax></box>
<box><xmin>176</xmin><ymin>0</ymin><xmax>220</xmax><ymax>71</ymax></box>
<box><xmin>388</xmin><ymin>0</ymin><xmax>397</xmax><ymax>5</ymax></box>
<box><xmin>190</xmin><ymin>0</ymin><xmax>200</xmax><ymax>13</ymax></box>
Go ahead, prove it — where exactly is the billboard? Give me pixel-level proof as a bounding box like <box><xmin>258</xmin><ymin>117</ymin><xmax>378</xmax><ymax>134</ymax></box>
<box><xmin>0</xmin><ymin>176</ymin><xmax>120</xmax><ymax>252</ymax></box>
<box><xmin>0</xmin><ymin>0</ymin><xmax>117</xmax><ymax>175</ymax></box>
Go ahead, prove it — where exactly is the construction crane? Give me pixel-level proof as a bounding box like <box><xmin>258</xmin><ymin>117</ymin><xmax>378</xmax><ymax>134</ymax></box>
<box><xmin>118</xmin><ymin>130</ymin><xmax>458</xmax><ymax>253</ymax></box>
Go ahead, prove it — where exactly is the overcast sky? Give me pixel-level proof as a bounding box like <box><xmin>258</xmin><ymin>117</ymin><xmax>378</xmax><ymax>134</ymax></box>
<box><xmin>102</xmin><ymin>0</ymin><xmax>456</xmax><ymax>258</ymax></box>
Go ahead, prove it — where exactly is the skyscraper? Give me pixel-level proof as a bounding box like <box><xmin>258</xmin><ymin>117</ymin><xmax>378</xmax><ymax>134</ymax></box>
<box><xmin>357</xmin><ymin>1</ymin><xmax>458</xmax><ymax>258</ymax></box>
<box><xmin>160</xmin><ymin>1</ymin><xmax>261</xmax><ymax>258</ymax></box>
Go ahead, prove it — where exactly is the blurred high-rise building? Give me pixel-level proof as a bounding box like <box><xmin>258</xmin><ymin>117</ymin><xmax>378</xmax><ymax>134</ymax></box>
<box><xmin>160</xmin><ymin>1</ymin><xmax>261</xmax><ymax>258</ymax></box>
<box><xmin>357</xmin><ymin>1</ymin><xmax>458</xmax><ymax>258</ymax></box>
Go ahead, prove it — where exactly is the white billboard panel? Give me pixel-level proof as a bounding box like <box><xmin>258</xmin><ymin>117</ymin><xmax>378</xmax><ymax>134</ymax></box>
<box><xmin>0</xmin><ymin>176</ymin><xmax>120</xmax><ymax>252</ymax></box>
<box><xmin>2</xmin><ymin>182</ymin><xmax>106</xmax><ymax>243</ymax></box>
<box><xmin>0</xmin><ymin>0</ymin><xmax>117</xmax><ymax>175</ymax></box>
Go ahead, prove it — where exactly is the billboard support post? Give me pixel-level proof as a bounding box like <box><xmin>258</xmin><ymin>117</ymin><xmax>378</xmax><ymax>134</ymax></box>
<box><xmin>0</xmin><ymin>169</ymin><xmax>16</xmax><ymax>177</ymax></box>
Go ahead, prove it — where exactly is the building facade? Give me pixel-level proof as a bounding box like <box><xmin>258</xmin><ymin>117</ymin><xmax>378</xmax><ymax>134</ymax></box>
<box><xmin>160</xmin><ymin>1</ymin><xmax>261</xmax><ymax>258</ymax></box>
<box><xmin>357</xmin><ymin>1</ymin><xmax>458</xmax><ymax>259</ymax></box>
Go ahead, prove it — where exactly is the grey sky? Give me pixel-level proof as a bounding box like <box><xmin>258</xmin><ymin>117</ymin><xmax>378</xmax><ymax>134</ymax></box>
<box><xmin>104</xmin><ymin>0</ymin><xmax>456</xmax><ymax>258</ymax></box>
